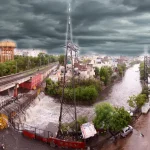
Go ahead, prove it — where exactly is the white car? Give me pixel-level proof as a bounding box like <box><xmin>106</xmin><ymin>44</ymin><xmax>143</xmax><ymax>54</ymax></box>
<box><xmin>120</xmin><ymin>125</ymin><xmax>133</xmax><ymax>137</ymax></box>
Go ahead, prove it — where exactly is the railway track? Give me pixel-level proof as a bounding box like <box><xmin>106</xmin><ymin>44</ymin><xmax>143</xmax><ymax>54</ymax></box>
<box><xmin>0</xmin><ymin>62</ymin><xmax>58</xmax><ymax>87</ymax></box>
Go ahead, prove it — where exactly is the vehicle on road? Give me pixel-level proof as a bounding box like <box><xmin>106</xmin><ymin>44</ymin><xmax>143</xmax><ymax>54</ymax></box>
<box><xmin>120</xmin><ymin>125</ymin><xmax>133</xmax><ymax>137</ymax></box>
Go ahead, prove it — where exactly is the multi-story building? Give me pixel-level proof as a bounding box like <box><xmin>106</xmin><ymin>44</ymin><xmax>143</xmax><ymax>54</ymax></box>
<box><xmin>0</xmin><ymin>40</ymin><xmax>16</xmax><ymax>63</ymax></box>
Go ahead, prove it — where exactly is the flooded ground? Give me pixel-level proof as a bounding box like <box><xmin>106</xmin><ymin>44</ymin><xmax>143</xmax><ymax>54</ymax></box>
<box><xmin>101</xmin><ymin>113</ymin><xmax>150</xmax><ymax>150</ymax></box>
<box><xmin>17</xmin><ymin>64</ymin><xmax>142</xmax><ymax>133</ymax></box>
<box><xmin>96</xmin><ymin>64</ymin><xmax>142</xmax><ymax>110</ymax></box>
<box><xmin>0</xmin><ymin>64</ymin><xmax>144</xmax><ymax>150</ymax></box>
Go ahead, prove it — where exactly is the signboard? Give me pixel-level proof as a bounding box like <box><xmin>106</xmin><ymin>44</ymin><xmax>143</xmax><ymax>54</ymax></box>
<box><xmin>80</xmin><ymin>122</ymin><xmax>97</xmax><ymax>139</ymax></box>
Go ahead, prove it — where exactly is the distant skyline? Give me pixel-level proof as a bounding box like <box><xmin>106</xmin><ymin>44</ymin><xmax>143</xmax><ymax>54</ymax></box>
<box><xmin>0</xmin><ymin>0</ymin><xmax>150</xmax><ymax>56</ymax></box>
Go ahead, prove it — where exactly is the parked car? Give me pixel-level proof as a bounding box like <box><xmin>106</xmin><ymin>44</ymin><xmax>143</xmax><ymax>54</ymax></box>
<box><xmin>120</xmin><ymin>125</ymin><xmax>133</xmax><ymax>137</ymax></box>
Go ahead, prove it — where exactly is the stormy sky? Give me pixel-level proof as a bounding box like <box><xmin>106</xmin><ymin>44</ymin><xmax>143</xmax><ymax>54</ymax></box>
<box><xmin>0</xmin><ymin>0</ymin><xmax>150</xmax><ymax>56</ymax></box>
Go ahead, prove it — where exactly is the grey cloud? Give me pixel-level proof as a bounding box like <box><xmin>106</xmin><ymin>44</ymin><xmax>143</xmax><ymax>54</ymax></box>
<box><xmin>0</xmin><ymin>0</ymin><xmax>150</xmax><ymax>55</ymax></box>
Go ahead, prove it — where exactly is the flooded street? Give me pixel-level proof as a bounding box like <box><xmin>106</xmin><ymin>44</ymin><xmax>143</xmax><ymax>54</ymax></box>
<box><xmin>18</xmin><ymin>64</ymin><xmax>142</xmax><ymax>132</ymax></box>
<box><xmin>0</xmin><ymin>64</ymin><xmax>144</xmax><ymax>150</ymax></box>
<box><xmin>96</xmin><ymin>64</ymin><xmax>142</xmax><ymax>110</ymax></box>
<box><xmin>101</xmin><ymin>113</ymin><xmax>150</xmax><ymax>150</ymax></box>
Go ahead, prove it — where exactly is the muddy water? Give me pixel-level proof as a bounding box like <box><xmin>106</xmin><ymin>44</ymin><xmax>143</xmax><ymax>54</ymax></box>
<box><xmin>96</xmin><ymin>64</ymin><xmax>142</xmax><ymax>110</ymax></box>
<box><xmin>19</xmin><ymin>64</ymin><xmax>142</xmax><ymax>131</ymax></box>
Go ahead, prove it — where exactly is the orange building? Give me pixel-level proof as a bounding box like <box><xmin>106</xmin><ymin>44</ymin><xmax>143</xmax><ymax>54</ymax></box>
<box><xmin>0</xmin><ymin>40</ymin><xmax>16</xmax><ymax>63</ymax></box>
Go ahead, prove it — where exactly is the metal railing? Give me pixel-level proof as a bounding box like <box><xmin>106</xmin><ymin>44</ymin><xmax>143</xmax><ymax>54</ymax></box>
<box><xmin>12</xmin><ymin>121</ymin><xmax>53</xmax><ymax>138</ymax></box>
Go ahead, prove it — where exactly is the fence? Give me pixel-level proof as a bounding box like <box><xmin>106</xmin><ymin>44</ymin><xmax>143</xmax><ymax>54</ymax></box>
<box><xmin>11</xmin><ymin>121</ymin><xmax>86</xmax><ymax>149</ymax></box>
<box><xmin>12</xmin><ymin>121</ymin><xmax>53</xmax><ymax>138</ymax></box>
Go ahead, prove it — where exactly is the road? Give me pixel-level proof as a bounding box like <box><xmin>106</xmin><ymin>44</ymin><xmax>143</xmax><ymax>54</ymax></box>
<box><xmin>0</xmin><ymin>128</ymin><xmax>58</xmax><ymax>150</ymax></box>
<box><xmin>100</xmin><ymin>113</ymin><xmax>150</xmax><ymax>150</ymax></box>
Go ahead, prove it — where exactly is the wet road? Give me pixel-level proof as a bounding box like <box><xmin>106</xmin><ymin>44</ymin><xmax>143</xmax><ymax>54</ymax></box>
<box><xmin>97</xmin><ymin>64</ymin><xmax>142</xmax><ymax>110</ymax></box>
<box><xmin>0</xmin><ymin>128</ymin><xmax>56</xmax><ymax>150</ymax></box>
<box><xmin>101</xmin><ymin>113</ymin><xmax>150</xmax><ymax>150</ymax></box>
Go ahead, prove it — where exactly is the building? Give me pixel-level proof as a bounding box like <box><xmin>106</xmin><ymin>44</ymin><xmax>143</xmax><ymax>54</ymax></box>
<box><xmin>0</xmin><ymin>40</ymin><xmax>16</xmax><ymax>63</ymax></box>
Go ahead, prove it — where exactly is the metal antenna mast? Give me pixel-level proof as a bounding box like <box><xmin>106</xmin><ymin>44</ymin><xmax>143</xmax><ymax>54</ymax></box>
<box><xmin>57</xmin><ymin>1</ymin><xmax>79</xmax><ymax>140</ymax></box>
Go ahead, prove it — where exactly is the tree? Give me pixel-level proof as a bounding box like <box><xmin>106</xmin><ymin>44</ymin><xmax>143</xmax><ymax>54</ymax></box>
<box><xmin>45</xmin><ymin>78</ymin><xmax>59</xmax><ymax>96</ymax></box>
<box><xmin>127</xmin><ymin>95</ymin><xmax>136</xmax><ymax>108</ymax></box>
<box><xmin>128</xmin><ymin>94</ymin><xmax>147</xmax><ymax>109</ymax></box>
<box><xmin>94</xmin><ymin>67</ymin><xmax>99</xmax><ymax>77</ymax></box>
<box><xmin>141</xmin><ymin>85</ymin><xmax>148</xmax><ymax>95</ymax></box>
<box><xmin>99</xmin><ymin>66</ymin><xmax>112</xmax><ymax>85</ymax></box>
<box><xmin>93</xmin><ymin>102</ymin><xmax>115</xmax><ymax>129</ymax></box>
<box><xmin>110</xmin><ymin>107</ymin><xmax>131</xmax><ymax>132</ymax></box>
<box><xmin>139</xmin><ymin>62</ymin><xmax>144</xmax><ymax>80</ymax></box>
<box><xmin>94</xmin><ymin>103</ymin><xmax>131</xmax><ymax>135</ymax></box>
<box><xmin>59</xmin><ymin>55</ymin><xmax>65</xmax><ymax>65</ymax></box>
<box><xmin>0</xmin><ymin>54</ymin><xmax>57</xmax><ymax>77</ymax></box>
<box><xmin>117</xmin><ymin>64</ymin><xmax>126</xmax><ymax>76</ymax></box>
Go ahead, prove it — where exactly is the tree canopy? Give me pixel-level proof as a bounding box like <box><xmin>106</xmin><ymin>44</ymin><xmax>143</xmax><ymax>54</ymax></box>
<box><xmin>46</xmin><ymin>78</ymin><xmax>99</xmax><ymax>104</ymax></box>
<box><xmin>58</xmin><ymin>55</ymin><xmax>65</xmax><ymax>65</ymax></box>
<box><xmin>117</xmin><ymin>64</ymin><xmax>126</xmax><ymax>76</ymax></box>
<box><xmin>0</xmin><ymin>54</ymin><xmax>58</xmax><ymax>77</ymax></box>
<box><xmin>94</xmin><ymin>102</ymin><xmax>131</xmax><ymax>132</ymax></box>
<box><xmin>99</xmin><ymin>66</ymin><xmax>113</xmax><ymax>85</ymax></box>
<box><xmin>93</xmin><ymin>102</ymin><xmax>115</xmax><ymax>129</ymax></box>
<box><xmin>110</xmin><ymin>107</ymin><xmax>131</xmax><ymax>132</ymax></box>
<box><xmin>128</xmin><ymin>94</ymin><xmax>147</xmax><ymax>109</ymax></box>
<box><xmin>94</xmin><ymin>67</ymin><xmax>99</xmax><ymax>78</ymax></box>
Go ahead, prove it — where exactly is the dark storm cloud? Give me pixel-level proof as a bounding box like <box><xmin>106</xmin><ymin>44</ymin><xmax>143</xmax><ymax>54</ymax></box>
<box><xmin>0</xmin><ymin>0</ymin><xmax>150</xmax><ymax>55</ymax></box>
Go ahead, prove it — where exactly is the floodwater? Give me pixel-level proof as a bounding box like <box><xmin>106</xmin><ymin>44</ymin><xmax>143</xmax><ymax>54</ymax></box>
<box><xmin>19</xmin><ymin>64</ymin><xmax>142</xmax><ymax>132</ymax></box>
<box><xmin>101</xmin><ymin>112</ymin><xmax>150</xmax><ymax>150</ymax></box>
<box><xmin>96</xmin><ymin>64</ymin><xmax>142</xmax><ymax>110</ymax></box>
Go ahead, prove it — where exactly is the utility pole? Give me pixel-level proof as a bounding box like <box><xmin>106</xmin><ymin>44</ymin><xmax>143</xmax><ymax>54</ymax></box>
<box><xmin>144</xmin><ymin>56</ymin><xmax>149</xmax><ymax>100</ymax></box>
<box><xmin>57</xmin><ymin>1</ymin><xmax>79</xmax><ymax>140</ymax></box>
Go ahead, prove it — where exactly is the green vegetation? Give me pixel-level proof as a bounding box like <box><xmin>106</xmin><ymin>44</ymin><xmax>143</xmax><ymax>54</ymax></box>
<box><xmin>45</xmin><ymin>78</ymin><xmax>100</xmax><ymax>104</ymax></box>
<box><xmin>127</xmin><ymin>94</ymin><xmax>147</xmax><ymax>109</ymax></box>
<box><xmin>61</xmin><ymin>116</ymin><xmax>88</xmax><ymax>132</ymax></box>
<box><xmin>94</xmin><ymin>67</ymin><xmax>100</xmax><ymax>78</ymax></box>
<box><xmin>58</xmin><ymin>55</ymin><xmax>65</xmax><ymax>65</ymax></box>
<box><xmin>117</xmin><ymin>64</ymin><xmax>126</xmax><ymax>76</ymax></box>
<box><xmin>110</xmin><ymin>107</ymin><xmax>131</xmax><ymax>132</ymax></box>
<box><xmin>93</xmin><ymin>102</ymin><xmax>115</xmax><ymax>130</ymax></box>
<box><xmin>142</xmin><ymin>85</ymin><xmax>149</xmax><ymax>95</ymax></box>
<box><xmin>99</xmin><ymin>66</ymin><xmax>113</xmax><ymax>86</ymax></box>
<box><xmin>0</xmin><ymin>53</ymin><xmax>58</xmax><ymax>77</ymax></box>
<box><xmin>139</xmin><ymin>62</ymin><xmax>144</xmax><ymax>80</ymax></box>
<box><xmin>93</xmin><ymin>102</ymin><xmax>131</xmax><ymax>133</ymax></box>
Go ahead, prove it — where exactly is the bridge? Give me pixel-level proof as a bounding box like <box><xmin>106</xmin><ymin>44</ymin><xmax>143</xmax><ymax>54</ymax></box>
<box><xmin>0</xmin><ymin>62</ymin><xmax>58</xmax><ymax>92</ymax></box>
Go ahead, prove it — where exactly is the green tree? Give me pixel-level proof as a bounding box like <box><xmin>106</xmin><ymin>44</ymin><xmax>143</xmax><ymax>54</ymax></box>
<box><xmin>93</xmin><ymin>102</ymin><xmax>115</xmax><ymax>129</ymax></box>
<box><xmin>128</xmin><ymin>94</ymin><xmax>147</xmax><ymax>109</ymax></box>
<box><xmin>142</xmin><ymin>85</ymin><xmax>148</xmax><ymax>95</ymax></box>
<box><xmin>45</xmin><ymin>78</ymin><xmax>59</xmax><ymax>96</ymax></box>
<box><xmin>117</xmin><ymin>64</ymin><xmax>126</xmax><ymax>76</ymax></box>
<box><xmin>59</xmin><ymin>55</ymin><xmax>65</xmax><ymax>65</ymax></box>
<box><xmin>94</xmin><ymin>67</ymin><xmax>99</xmax><ymax>77</ymax></box>
<box><xmin>110</xmin><ymin>107</ymin><xmax>131</xmax><ymax>132</ymax></box>
<box><xmin>99</xmin><ymin>66</ymin><xmax>112</xmax><ymax>85</ymax></box>
<box><xmin>139</xmin><ymin>62</ymin><xmax>144</xmax><ymax>80</ymax></box>
<box><xmin>94</xmin><ymin>103</ymin><xmax>131</xmax><ymax>135</ymax></box>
